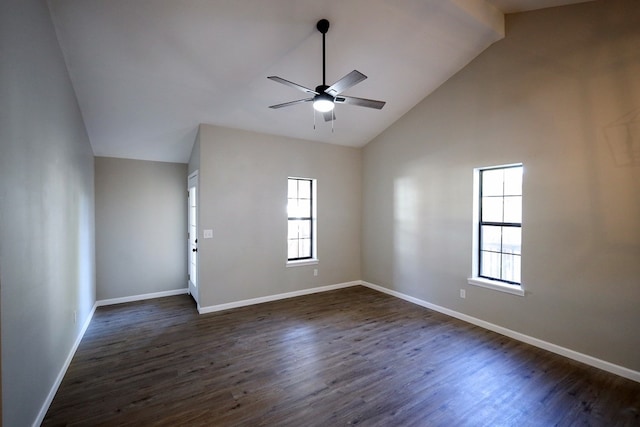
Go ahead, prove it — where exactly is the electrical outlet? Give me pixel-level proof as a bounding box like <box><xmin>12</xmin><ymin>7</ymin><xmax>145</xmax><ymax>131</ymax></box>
<box><xmin>313</xmin><ymin>269</ymin><xmax>318</xmax><ymax>277</ymax></box>
<box><xmin>460</xmin><ymin>289</ymin><xmax>466</xmax><ymax>299</ymax></box>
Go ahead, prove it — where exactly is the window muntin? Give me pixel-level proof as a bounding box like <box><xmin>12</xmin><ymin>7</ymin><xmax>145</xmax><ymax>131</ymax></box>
<box><xmin>479</xmin><ymin>165</ymin><xmax>523</xmax><ymax>285</ymax></box>
<box><xmin>287</xmin><ymin>178</ymin><xmax>314</xmax><ymax>261</ymax></box>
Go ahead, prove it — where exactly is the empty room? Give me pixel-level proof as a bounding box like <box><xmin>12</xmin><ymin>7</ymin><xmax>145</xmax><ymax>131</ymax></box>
<box><xmin>1</xmin><ymin>0</ymin><xmax>639</xmax><ymax>426</ymax></box>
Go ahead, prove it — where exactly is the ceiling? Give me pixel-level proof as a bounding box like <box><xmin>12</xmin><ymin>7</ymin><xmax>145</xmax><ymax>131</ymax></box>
<box><xmin>48</xmin><ymin>0</ymin><xmax>594</xmax><ymax>163</ymax></box>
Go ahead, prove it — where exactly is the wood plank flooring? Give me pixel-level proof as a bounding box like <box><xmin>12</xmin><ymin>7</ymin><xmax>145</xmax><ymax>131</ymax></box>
<box><xmin>44</xmin><ymin>286</ymin><xmax>640</xmax><ymax>426</ymax></box>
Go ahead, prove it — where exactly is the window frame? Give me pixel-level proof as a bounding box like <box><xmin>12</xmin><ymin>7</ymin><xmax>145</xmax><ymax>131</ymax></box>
<box><xmin>468</xmin><ymin>163</ymin><xmax>525</xmax><ymax>296</ymax></box>
<box><xmin>286</xmin><ymin>177</ymin><xmax>318</xmax><ymax>265</ymax></box>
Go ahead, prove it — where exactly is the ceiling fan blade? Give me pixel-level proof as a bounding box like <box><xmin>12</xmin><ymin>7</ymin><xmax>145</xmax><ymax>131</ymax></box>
<box><xmin>269</xmin><ymin>98</ymin><xmax>313</xmax><ymax>109</ymax></box>
<box><xmin>268</xmin><ymin>76</ymin><xmax>318</xmax><ymax>95</ymax></box>
<box><xmin>322</xmin><ymin>110</ymin><xmax>336</xmax><ymax>122</ymax></box>
<box><xmin>335</xmin><ymin>95</ymin><xmax>385</xmax><ymax>110</ymax></box>
<box><xmin>325</xmin><ymin>70</ymin><xmax>367</xmax><ymax>96</ymax></box>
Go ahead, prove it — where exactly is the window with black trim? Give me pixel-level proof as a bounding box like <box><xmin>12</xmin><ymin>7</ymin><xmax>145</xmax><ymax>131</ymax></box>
<box><xmin>287</xmin><ymin>177</ymin><xmax>314</xmax><ymax>261</ymax></box>
<box><xmin>479</xmin><ymin>165</ymin><xmax>522</xmax><ymax>285</ymax></box>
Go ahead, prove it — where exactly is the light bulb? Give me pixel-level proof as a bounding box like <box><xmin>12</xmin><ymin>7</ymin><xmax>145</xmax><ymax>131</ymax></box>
<box><xmin>313</xmin><ymin>94</ymin><xmax>335</xmax><ymax>112</ymax></box>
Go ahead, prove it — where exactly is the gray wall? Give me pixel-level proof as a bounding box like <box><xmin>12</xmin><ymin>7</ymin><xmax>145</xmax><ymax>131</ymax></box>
<box><xmin>0</xmin><ymin>0</ymin><xmax>96</xmax><ymax>425</ymax></box>
<box><xmin>95</xmin><ymin>157</ymin><xmax>188</xmax><ymax>300</ymax></box>
<box><xmin>362</xmin><ymin>0</ymin><xmax>640</xmax><ymax>371</ymax></box>
<box><xmin>188</xmin><ymin>127</ymin><xmax>200</xmax><ymax>175</ymax></box>
<box><xmin>196</xmin><ymin>124</ymin><xmax>361</xmax><ymax>308</ymax></box>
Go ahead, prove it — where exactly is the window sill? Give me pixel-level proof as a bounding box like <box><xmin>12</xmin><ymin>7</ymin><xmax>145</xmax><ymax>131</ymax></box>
<box><xmin>467</xmin><ymin>277</ymin><xmax>525</xmax><ymax>296</ymax></box>
<box><xmin>286</xmin><ymin>259</ymin><xmax>318</xmax><ymax>268</ymax></box>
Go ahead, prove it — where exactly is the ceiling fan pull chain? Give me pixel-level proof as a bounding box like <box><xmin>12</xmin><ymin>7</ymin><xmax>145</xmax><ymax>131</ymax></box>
<box><xmin>313</xmin><ymin>109</ymin><xmax>316</xmax><ymax>129</ymax></box>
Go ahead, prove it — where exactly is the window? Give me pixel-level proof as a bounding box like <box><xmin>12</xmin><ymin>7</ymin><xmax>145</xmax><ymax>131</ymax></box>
<box><xmin>469</xmin><ymin>164</ymin><xmax>524</xmax><ymax>295</ymax></box>
<box><xmin>287</xmin><ymin>177</ymin><xmax>316</xmax><ymax>262</ymax></box>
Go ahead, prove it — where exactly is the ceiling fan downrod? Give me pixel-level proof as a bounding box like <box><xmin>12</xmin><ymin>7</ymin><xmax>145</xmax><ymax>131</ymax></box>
<box><xmin>317</xmin><ymin>19</ymin><xmax>330</xmax><ymax>86</ymax></box>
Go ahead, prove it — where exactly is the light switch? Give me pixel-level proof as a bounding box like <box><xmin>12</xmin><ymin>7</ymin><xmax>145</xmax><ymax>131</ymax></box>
<box><xmin>203</xmin><ymin>229</ymin><xmax>213</xmax><ymax>239</ymax></box>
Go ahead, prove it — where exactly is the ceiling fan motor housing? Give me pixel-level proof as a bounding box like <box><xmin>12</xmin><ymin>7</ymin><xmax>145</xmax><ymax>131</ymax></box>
<box><xmin>315</xmin><ymin>85</ymin><xmax>330</xmax><ymax>96</ymax></box>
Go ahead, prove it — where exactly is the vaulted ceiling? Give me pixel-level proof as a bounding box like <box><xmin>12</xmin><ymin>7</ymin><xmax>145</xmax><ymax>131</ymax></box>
<box><xmin>48</xmin><ymin>0</ymin><xmax>594</xmax><ymax>163</ymax></box>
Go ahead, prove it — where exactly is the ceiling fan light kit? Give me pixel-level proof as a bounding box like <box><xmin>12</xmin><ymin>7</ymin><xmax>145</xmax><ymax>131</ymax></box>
<box><xmin>313</xmin><ymin>92</ymin><xmax>335</xmax><ymax>112</ymax></box>
<box><xmin>268</xmin><ymin>19</ymin><xmax>385</xmax><ymax>125</ymax></box>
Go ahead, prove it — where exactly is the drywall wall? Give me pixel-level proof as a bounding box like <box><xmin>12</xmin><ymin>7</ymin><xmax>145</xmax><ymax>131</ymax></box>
<box><xmin>0</xmin><ymin>0</ymin><xmax>96</xmax><ymax>425</ymax></box>
<box><xmin>196</xmin><ymin>124</ymin><xmax>361</xmax><ymax>308</ymax></box>
<box><xmin>188</xmin><ymin>127</ymin><xmax>200</xmax><ymax>175</ymax></box>
<box><xmin>95</xmin><ymin>157</ymin><xmax>188</xmax><ymax>300</ymax></box>
<box><xmin>362</xmin><ymin>0</ymin><xmax>640</xmax><ymax>371</ymax></box>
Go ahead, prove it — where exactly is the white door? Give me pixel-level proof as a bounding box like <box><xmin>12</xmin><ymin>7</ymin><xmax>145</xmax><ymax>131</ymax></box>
<box><xmin>188</xmin><ymin>171</ymin><xmax>199</xmax><ymax>305</ymax></box>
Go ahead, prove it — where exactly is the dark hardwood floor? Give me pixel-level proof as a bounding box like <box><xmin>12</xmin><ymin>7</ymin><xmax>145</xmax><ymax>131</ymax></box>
<box><xmin>44</xmin><ymin>286</ymin><xmax>640</xmax><ymax>426</ymax></box>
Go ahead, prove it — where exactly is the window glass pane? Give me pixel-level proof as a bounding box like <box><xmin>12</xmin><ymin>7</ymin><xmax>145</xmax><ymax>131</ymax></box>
<box><xmin>299</xmin><ymin>220</ymin><xmax>311</xmax><ymax>238</ymax></box>
<box><xmin>288</xmin><ymin>220</ymin><xmax>311</xmax><ymax>239</ymax></box>
<box><xmin>501</xmin><ymin>254</ymin><xmax>521</xmax><ymax>283</ymax></box>
<box><xmin>502</xmin><ymin>227</ymin><xmax>521</xmax><ymax>255</ymax></box>
<box><xmin>296</xmin><ymin>199</ymin><xmax>311</xmax><ymax>218</ymax></box>
<box><xmin>482</xmin><ymin>197</ymin><xmax>503</xmax><ymax>222</ymax></box>
<box><xmin>288</xmin><ymin>200</ymin><xmax>311</xmax><ymax>218</ymax></box>
<box><xmin>190</xmin><ymin>187</ymin><xmax>196</xmax><ymax>207</ymax></box>
<box><xmin>288</xmin><ymin>239</ymin><xmax>299</xmax><ymax>259</ymax></box>
<box><xmin>288</xmin><ymin>179</ymin><xmax>298</xmax><ymax>198</ymax></box>
<box><xmin>481</xmin><ymin>225</ymin><xmax>502</xmax><ymax>252</ymax></box>
<box><xmin>503</xmin><ymin>196</ymin><xmax>522</xmax><ymax>223</ymax></box>
<box><xmin>287</xmin><ymin>199</ymin><xmax>297</xmax><ymax>217</ymax></box>
<box><xmin>503</xmin><ymin>167</ymin><xmax>522</xmax><ymax>196</ymax></box>
<box><xmin>299</xmin><ymin>238</ymin><xmax>311</xmax><ymax>258</ymax></box>
<box><xmin>482</xmin><ymin>169</ymin><xmax>504</xmax><ymax>196</ymax></box>
<box><xmin>288</xmin><ymin>220</ymin><xmax>298</xmax><ymax>239</ymax></box>
<box><xmin>481</xmin><ymin>251</ymin><xmax>501</xmax><ymax>279</ymax></box>
<box><xmin>298</xmin><ymin>180</ymin><xmax>311</xmax><ymax>199</ymax></box>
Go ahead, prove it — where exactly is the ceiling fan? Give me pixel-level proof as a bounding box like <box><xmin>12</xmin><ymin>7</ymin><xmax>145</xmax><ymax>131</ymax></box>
<box><xmin>268</xmin><ymin>19</ymin><xmax>385</xmax><ymax>122</ymax></box>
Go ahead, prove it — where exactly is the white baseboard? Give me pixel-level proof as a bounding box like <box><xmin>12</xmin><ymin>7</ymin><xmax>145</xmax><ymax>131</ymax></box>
<box><xmin>33</xmin><ymin>302</ymin><xmax>97</xmax><ymax>427</ymax></box>
<box><xmin>198</xmin><ymin>281</ymin><xmax>360</xmax><ymax>314</ymax></box>
<box><xmin>96</xmin><ymin>288</ymin><xmax>189</xmax><ymax>307</ymax></box>
<box><xmin>361</xmin><ymin>281</ymin><xmax>640</xmax><ymax>384</ymax></box>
